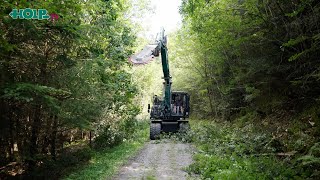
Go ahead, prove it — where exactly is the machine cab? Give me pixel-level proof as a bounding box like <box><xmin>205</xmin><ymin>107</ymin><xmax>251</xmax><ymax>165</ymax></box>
<box><xmin>149</xmin><ymin>92</ymin><xmax>190</xmax><ymax>120</ymax></box>
<box><xmin>171</xmin><ymin>91</ymin><xmax>190</xmax><ymax>119</ymax></box>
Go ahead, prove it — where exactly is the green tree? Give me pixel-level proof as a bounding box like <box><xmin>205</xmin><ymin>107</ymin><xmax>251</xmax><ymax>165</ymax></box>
<box><xmin>0</xmin><ymin>0</ymin><xmax>139</xmax><ymax>176</ymax></box>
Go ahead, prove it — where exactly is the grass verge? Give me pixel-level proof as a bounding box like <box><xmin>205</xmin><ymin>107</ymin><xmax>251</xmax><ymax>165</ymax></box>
<box><xmin>63</xmin><ymin>120</ymin><xmax>148</xmax><ymax>180</ymax></box>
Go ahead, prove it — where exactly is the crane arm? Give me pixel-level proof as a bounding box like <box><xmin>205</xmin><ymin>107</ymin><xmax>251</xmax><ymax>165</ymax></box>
<box><xmin>157</xmin><ymin>29</ymin><xmax>172</xmax><ymax>116</ymax></box>
<box><xmin>129</xmin><ymin>28</ymin><xmax>172</xmax><ymax>116</ymax></box>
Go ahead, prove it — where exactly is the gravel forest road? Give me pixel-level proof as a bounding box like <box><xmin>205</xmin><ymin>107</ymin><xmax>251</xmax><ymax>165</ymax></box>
<box><xmin>113</xmin><ymin>140</ymin><xmax>195</xmax><ymax>180</ymax></box>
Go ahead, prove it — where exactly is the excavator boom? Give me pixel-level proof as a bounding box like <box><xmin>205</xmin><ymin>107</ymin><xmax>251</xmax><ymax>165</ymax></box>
<box><xmin>129</xmin><ymin>28</ymin><xmax>190</xmax><ymax>140</ymax></box>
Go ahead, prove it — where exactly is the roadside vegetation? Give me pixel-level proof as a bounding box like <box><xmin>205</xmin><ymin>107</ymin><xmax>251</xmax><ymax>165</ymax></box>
<box><xmin>0</xmin><ymin>0</ymin><xmax>152</xmax><ymax>178</ymax></box>
<box><xmin>166</xmin><ymin>0</ymin><xmax>320</xmax><ymax>179</ymax></box>
<box><xmin>20</xmin><ymin>120</ymin><xmax>148</xmax><ymax>179</ymax></box>
<box><xmin>63</xmin><ymin>120</ymin><xmax>148</xmax><ymax>180</ymax></box>
<box><xmin>185</xmin><ymin>118</ymin><xmax>320</xmax><ymax>179</ymax></box>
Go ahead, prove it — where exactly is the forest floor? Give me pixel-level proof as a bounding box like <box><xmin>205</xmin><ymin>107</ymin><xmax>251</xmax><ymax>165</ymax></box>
<box><xmin>112</xmin><ymin>140</ymin><xmax>196</xmax><ymax>180</ymax></box>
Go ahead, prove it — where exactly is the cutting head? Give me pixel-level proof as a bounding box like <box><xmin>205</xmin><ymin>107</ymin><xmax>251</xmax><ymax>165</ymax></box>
<box><xmin>129</xmin><ymin>44</ymin><xmax>159</xmax><ymax>65</ymax></box>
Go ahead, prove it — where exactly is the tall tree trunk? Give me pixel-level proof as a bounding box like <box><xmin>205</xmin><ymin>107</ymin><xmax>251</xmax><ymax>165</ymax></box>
<box><xmin>28</xmin><ymin>106</ymin><xmax>41</xmax><ymax>170</ymax></box>
<box><xmin>0</xmin><ymin>100</ymin><xmax>9</xmax><ymax>164</ymax></box>
<box><xmin>206</xmin><ymin>87</ymin><xmax>214</xmax><ymax>116</ymax></box>
<box><xmin>16</xmin><ymin>112</ymin><xmax>23</xmax><ymax>161</ymax></box>
<box><xmin>9</xmin><ymin>115</ymin><xmax>14</xmax><ymax>161</ymax></box>
<box><xmin>203</xmin><ymin>56</ymin><xmax>214</xmax><ymax>115</ymax></box>
<box><xmin>50</xmin><ymin>116</ymin><xmax>58</xmax><ymax>161</ymax></box>
<box><xmin>89</xmin><ymin>131</ymin><xmax>92</xmax><ymax>148</ymax></box>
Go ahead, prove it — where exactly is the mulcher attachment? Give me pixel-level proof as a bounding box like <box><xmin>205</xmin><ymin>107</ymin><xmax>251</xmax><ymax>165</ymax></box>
<box><xmin>129</xmin><ymin>44</ymin><xmax>158</xmax><ymax>65</ymax></box>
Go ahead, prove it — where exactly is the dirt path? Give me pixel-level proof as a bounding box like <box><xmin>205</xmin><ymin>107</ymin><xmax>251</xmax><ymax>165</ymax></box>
<box><xmin>113</xmin><ymin>140</ymin><xmax>195</xmax><ymax>180</ymax></box>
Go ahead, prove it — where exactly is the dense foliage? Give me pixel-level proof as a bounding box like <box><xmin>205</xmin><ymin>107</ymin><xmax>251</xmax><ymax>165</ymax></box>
<box><xmin>174</xmin><ymin>0</ymin><xmax>320</xmax><ymax>179</ymax></box>
<box><xmin>178</xmin><ymin>0</ymin><xmax>320</xmax><ymax>118</ymax></box>
<box><xmin>0</xmin><ymin>0</ymin><xmax>140</xmax><ymax>177</ymax></box>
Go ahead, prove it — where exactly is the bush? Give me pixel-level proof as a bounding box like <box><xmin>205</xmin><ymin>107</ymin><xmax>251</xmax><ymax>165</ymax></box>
<box><xmin>93</xmin><ymin>118</ymin><xmax>147</xmax><ymax>149</ymax></box>
<box><xmin>120</xmin><ymin>118</ymin><xmax>139</xmax><ymax>139</ymax></box>
<box><xmin>93</xmin><ymin>125</ymin><xmax>124</xmax><ymax>150</ymax></box>
<box><xmin>30</xmin><ymin>146</ymin><xmax>94</xmax><ymax>178</ymax></box>
<box><xmin>187</xmin><ymin>120</ymin><xmax>297</xmax><ymax>179</ymax></box>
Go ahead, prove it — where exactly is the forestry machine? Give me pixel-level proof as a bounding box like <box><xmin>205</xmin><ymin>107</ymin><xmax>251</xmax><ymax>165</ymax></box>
<box><xmin>130</xmin><ymin>28</ymin><xmax>190</xmax><ymax>140</ymax></box>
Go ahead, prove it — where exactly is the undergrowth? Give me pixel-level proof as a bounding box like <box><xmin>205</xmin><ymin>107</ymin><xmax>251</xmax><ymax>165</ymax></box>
<box><xmin>21</xmin><ymin>119</ymin><xmax>149</xmax><ymax>180</ymax></box>
<box><xmin>62</xmin><ymin>119</ymin><xmax>149</xmax><ymax>180</ymax></box>
<box><xmin>186</xmin><ymin>118</ymin><xmax>320</xmax><ymax>179</ymax></box>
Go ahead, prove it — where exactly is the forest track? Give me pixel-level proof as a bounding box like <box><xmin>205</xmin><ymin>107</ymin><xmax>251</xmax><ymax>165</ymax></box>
<box><xmin>112</xmin><ymin>140</ymin><xmax>195</xmax><ymax>180</ymax></box>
